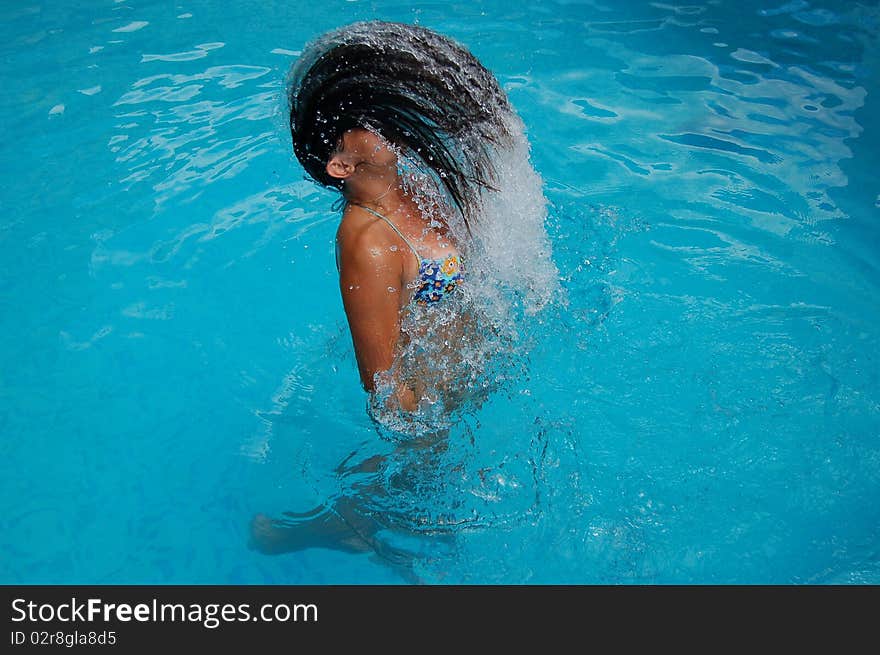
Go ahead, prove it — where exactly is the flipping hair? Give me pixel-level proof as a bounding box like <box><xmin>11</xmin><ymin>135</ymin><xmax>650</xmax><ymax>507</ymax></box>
<box><xmin>287</xmin><ymin>21</ymin><xmax>513</xmax><ymax>226</ymax></box>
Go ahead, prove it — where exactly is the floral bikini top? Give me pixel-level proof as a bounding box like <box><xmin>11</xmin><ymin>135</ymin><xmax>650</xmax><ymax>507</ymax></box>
<box><xmin>353</xmin><ymin>204</ymin><xmax>464</xmax><ymax>306</ymax></box>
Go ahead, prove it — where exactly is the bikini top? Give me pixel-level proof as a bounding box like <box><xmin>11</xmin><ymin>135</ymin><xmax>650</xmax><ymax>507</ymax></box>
<box><xmin>352</xmin><ymin>204</ymin><xmax>464</xmax><ymax>306</ymax></box>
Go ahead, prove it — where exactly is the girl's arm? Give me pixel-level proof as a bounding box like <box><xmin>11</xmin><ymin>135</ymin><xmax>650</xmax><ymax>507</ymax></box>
<box><xmin>337</xmin><ymin>236</ymin><xmax>403</xmax><ymax>392</ymax></box>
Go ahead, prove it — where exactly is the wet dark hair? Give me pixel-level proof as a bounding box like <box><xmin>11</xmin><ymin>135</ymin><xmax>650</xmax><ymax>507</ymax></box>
<box><xmin>287</xmin><ymin>21</ymin><xmax>513</xmax><ymax>226</ymax></box>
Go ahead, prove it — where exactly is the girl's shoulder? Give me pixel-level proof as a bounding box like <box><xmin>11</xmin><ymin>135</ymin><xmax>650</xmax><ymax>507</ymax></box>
<box><xmin>335</xmin><ymin>205</ymin><xmax>403</xmax><ymax>271</ymax></box>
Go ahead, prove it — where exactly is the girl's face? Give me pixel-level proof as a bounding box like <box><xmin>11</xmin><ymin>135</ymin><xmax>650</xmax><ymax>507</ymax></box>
<box><xmin>338</xmin><ymin>128</ymin><xmax>398</xmax><ymax>171</ymax></box>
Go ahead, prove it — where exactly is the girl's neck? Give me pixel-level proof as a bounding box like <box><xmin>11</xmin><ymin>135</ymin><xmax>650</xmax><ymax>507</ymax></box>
<box><xmin>345</xmin><ymin>181</ymin><xmax>414</xmax><ymax>218</ymax></box>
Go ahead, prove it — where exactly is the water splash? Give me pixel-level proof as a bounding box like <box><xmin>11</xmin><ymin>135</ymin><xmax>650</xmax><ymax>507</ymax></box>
<box><xmin>369</xmin><ymin>107</ymin><xmax>560</xmax><ymax>439</ymax></box>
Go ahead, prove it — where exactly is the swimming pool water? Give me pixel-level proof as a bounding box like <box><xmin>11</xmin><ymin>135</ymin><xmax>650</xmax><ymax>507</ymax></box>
<box><xmin>1</xmin><ymin>0</ymin><xmax>879</xmax><ymax>584</ymax></box>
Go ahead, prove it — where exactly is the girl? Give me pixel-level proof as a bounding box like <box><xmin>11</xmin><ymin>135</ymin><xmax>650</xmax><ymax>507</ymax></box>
<box><xmin>251</xmin><ymin>21</ymin><xmax>530</xmax><ymax>571</ymax></box>
<box><xmin>287</xmin><ymin>20</ymin><xmax>513</xmax><ymax>418</ymax></box>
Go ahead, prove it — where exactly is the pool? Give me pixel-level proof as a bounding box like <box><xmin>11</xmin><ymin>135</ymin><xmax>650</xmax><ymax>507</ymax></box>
<box><xmin>1</xmin><ymin>0</ymin><xmax>878</xmax><ymax>584</ymax></box>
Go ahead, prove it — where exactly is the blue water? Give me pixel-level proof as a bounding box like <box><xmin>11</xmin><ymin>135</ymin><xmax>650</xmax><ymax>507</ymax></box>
<box><xmin>2</xmin><ymin>0</ymin><xmax>879</xmax><ymax>584</ymax></box>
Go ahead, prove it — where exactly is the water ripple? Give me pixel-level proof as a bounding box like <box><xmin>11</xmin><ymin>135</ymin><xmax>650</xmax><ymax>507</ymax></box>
<box><xmin>110</xmin><ymin>62</ymin><xmax>279</xmax><ymax>208</ymax></box>
<box><xmin>141</xmin><ymin>42</ymin><xmax>225</xmax><ymax>62</ymax></box>
<box><xmin>659</xmin><ymin>132</ymin><xmax>782</xmax><ymax>164</ymax></box>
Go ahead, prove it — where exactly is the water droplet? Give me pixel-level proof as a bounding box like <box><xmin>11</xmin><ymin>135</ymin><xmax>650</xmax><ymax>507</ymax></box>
<box><xmin>387</xmin><ymin>286</ymin><xmax>397</xmax><ymax>293</ymax></box>
<box><xmin>390</xmin><ymin>245</ymin><xmax>398</xmax><ymax>252</ymax></box>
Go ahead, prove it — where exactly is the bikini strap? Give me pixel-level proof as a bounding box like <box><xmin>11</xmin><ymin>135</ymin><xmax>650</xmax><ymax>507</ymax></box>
<box><xmin>351</xmin><ymin>203</ymin><xmax>423</xmax><ymax>264</ymax></box>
